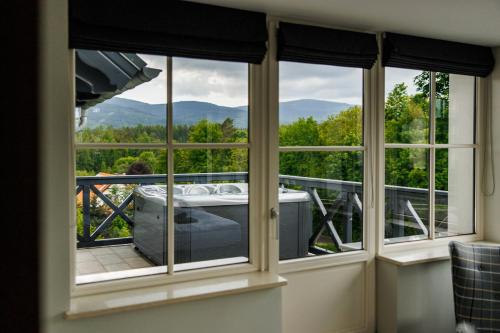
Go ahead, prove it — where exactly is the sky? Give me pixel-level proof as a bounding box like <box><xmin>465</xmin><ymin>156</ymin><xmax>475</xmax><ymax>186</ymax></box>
<box><xmin>119</xmin><ymin>54</ymin><xmax>248</xmax><ymax>107</ymax></box>
<box><xmin>279</xmin><ymin>61</ymin><xmax>362</xmax><ymax>105</ymax></box>
<box><xmin>385</xmin><ymin>67</ymin><xmax>420</xmax><ymax>97</ymax></box>
<box><xmin>118</xmin><ymin>54</ymin><xmax>421</xmax><ymax>107</ymax></box>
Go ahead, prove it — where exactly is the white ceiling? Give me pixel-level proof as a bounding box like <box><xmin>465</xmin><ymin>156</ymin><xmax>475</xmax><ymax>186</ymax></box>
<box><xmin>196</xmin><ymin>0</ymin><xmax>500</xmax><ymax>47</ymax></box>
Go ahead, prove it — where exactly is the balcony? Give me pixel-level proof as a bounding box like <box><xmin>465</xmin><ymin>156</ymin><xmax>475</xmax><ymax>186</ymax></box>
<box><xmin>75</xmin><ymin>172</ymin><xmax>449</xmax><ymax>281</ymax></box>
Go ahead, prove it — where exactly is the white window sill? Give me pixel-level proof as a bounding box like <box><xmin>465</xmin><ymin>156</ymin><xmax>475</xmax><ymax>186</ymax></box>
<box><xmin>279</xmin><ymin>250</ymin><xmax>369</xmax><ymax>274</ymax></box>
<box><xmin>377</xmin><ymin>240</ymin><xmax>499</xmax><ymax>266</ymax></box>
<box><xmin>377</xmin><ymin>247</ymin><xmax>450</xmax><ymax>266</ymax></box>
<box><xmin>66</xmin><ymin>272</ymin><xmax>286</xmax><ymax>320</ymax></box>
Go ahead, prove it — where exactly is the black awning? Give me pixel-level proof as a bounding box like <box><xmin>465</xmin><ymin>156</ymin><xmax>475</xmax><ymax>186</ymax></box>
<box><xmin>75</xmin><ymin>50</ymin><xmax>161</xmax><ymax>109</ymax></box>
<box><xmin>69</xmin><ymin>0</ymin><xmax>268</xmax><ymax>64</ymax></box>
<box><xmin>382</xmin><ymin>32</ymin><xmax>495</xmax><ymax>77</ymax></box>
<box><xmin>277</xmin><ymin>22</ymin><xmax>378</xmax><ymax>69</ymax></box>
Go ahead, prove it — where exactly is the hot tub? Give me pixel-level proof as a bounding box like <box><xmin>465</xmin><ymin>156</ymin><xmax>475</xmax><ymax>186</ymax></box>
<box><xmin>133</xmin><ymin>183</ymin><xmax>312</xmax><ymax>265</ymax></box>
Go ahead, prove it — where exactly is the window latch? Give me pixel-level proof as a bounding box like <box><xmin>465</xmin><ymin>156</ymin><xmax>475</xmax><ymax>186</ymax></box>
<box><xmin>270</xmin><ymin>208</ymin><xmax>279</xmax><ymax>240</ymax></box>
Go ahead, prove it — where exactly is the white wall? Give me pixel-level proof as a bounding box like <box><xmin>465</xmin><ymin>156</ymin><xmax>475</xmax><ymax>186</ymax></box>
<box><xmin>484</xmin><ymin>47</ymin><xmax>500</xmax><ymax>242</ymax></box>
<box><xmin>281</xmin><ymin>263</ymin><xmax>369</xmax><ymax>333</ymax></box>
<box><xmin>376</xmin><ymin>260</ymin><xmax>455</xmax><ymax>333</ymax></box>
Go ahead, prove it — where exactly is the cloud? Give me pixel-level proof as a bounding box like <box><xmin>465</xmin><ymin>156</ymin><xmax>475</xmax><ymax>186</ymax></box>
<box><xmin>279</xmin><ymin>62</ymin><xmax>363</xmax><ymax>105</ymax></box>
<box><xmin>119</xmin><ymin>56</ymin><xmax>425</xmax><ymax>107</ymax></box>
<box><xmin>118</xmin><ymin>54</ymin><xmax>167</xmax><ymax>104</ymax></box>
<box><xmin>385</xmin><ymin>67</ymin><xmax>422</xmax><ymax>97</ymax></box>
<box><xmin>172</xmin><ymin>58</ymin><xmax>248</xmax><ymax>106</ymax></box>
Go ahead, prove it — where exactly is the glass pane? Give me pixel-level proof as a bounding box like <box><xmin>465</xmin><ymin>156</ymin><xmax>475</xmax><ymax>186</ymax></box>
<box><xmin>279</xmin><ymin>62</ymin><xmax>363</xmax><ymax>146</ymax></box>
<box><xmin>436</xmin><ymin>73</ymin><xmax>475</xmax><ymax>144</ymax></box>
<box><xmin>172</xmin><ymin>58</ymin><xmax>248</xmax><ymax>143</ymax></box>
<box><xmin>385</xmin><ymin>148</ymin><xmax>429</xmax><ymax>243</ymax></box>
<box><xmin>385</xmin><ymin>68</ymin><xmax>429</xmax><ymax>144</ymax></box>
<box><xmin>173</xmin><ymin>149</ymin><xmax>249</xmax><ymax>270</ymax></box>
<box><xmin>279</xmin><ymin>151</ymin><xmax>364</xmax><ymax>259</ymax></box>
<box><xmin>75</xmin><ymin>51</ymin><xmax>167</xmax><ymax>143</ymax></box>
<box><xmin>435</xmin><ymin>148</ymin><xmax>475</xmax><ymax>237</ymax></box>
<box><xmin>75</xmin><ymin>149</ymin><xmax>167</xmax><ymax>283</ymax></box>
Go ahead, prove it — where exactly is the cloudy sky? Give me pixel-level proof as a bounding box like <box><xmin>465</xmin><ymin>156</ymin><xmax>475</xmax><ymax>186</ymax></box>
<box><xmin>119</xmin><ymin>54</ymin><xmax>248</xmax><ymax>106</ymax></box>
<box><xmin>385</xmin><ymin>67</ymin><xmax>420</xmax><ymax>97</ymax></box>
<box><xmin>279</xmin><ymin>61</ymin><xmax>362</xmax><ymax>105</ymax></box>
<box><xmin>119</xmin><ymin>54</ymin><xmax>421</xmax><ymax>107</ymax></box>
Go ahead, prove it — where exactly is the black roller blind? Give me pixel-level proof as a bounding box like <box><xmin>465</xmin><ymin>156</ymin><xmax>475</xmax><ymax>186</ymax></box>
<box><xmin>383</xmin><ymin>32</ymin><xmax>495</xmax><ymax>77</ymax></box>
<box><xmin>69</xmin><ymin>0</ymin><xmax>268</xmax><ymax>63</ymax></box>
<box><xmin>277</xmin><ymin>22</ymin><xmax>378</xmax><ymax>69</ymax></box>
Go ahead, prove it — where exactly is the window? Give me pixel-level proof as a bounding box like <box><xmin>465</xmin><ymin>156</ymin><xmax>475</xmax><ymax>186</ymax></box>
<box><xmin>75</xmin><ymin>51</ymin><xmax>251</xmax><ymax>283</ymax></box>
<box><xmin>384</xmin><ymin>68</ymin><xmax>476</xmax><ymax>244</ymax></box>
<box><xmin>69</xmin><ymin>24</ymin><xmax>488</xmax><ymax>295</ymax></box>
<box><xmin>278</xmin><ymin>61</ymin><xmax>365</xmax><ymax>259</ymax></box>
<box><xmin>172</xmin><ymin>57</ymin><xmax>250</xmax><ymax>270</ymax></box>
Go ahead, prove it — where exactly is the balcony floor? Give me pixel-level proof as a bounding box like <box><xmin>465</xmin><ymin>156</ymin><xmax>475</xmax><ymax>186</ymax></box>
<box><xmin>76</xmin><ymin>244</ymin><xmax>153</xmax><ymax>276</ymax></box>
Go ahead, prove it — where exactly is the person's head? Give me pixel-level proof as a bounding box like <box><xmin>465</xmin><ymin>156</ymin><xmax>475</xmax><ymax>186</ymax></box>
<box><xmin>126</xmin><ymin>161</ymin><xmax>152</xmax><ymax>175</ymax></box>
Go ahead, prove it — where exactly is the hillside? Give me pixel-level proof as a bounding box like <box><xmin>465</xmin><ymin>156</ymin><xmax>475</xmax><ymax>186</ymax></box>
<box><xmin>83</xmin><ymin>97</ymin><xmax>355</xmax><ymax>128</ymax></box>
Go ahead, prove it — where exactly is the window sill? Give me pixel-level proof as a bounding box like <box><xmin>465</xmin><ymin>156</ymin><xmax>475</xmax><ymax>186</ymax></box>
<box><xmin>66</xmin><ymin>272</ymin><xmax>287</xmax><ymax>320</ymax></box>
<box><xmin>377</xmin><ymin>240</ymin><xmax>499</xmax><ymax>266</ymax></box>
<box><xmin>279</xmin><ymin>250</ymin><xmax>369</xmax><ymax>274</ymax></box>
<box><xmin>377</xmin><ymin>246</ymin><xmax>450</xmax><ymax>266</ymax></box>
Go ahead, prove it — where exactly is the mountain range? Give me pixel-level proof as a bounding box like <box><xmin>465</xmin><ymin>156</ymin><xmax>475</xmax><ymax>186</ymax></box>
<box><xmin>83</xmin><ymin>97</ymin><xmax>354</xmax><ymax>128</ymax></box>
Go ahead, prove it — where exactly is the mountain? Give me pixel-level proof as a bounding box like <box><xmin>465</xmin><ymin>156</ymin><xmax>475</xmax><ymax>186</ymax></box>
<box><xmin>83</xmin><ymin>97</ymin><xmax>354</xmax><ymax>128</ymax></box>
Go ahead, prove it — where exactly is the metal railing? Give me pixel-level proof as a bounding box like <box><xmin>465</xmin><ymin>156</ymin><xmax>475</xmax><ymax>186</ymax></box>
<box><xmin>76</xmin><ymin>173</ymin><xmax>448</xmax><ymax>251</ymax></box>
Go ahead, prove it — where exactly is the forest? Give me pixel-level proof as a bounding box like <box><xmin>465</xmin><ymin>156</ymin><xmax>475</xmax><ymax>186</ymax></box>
<box><xmin>76</xmin><ymin>72</ymin><xmax>452</xmax><ymax>246</ymax></box>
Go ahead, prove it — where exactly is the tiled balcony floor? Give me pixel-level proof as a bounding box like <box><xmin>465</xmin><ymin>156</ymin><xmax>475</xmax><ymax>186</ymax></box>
<box><xmin>76</xmin><ymin>244</ymin><xmax>153</xmax><ymax>276</ymax></box>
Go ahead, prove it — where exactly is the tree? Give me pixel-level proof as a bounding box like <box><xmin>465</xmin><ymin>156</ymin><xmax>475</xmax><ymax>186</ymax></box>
<box><xmin>279</xmin><ymin>117</ymin><xmax>321</xmax><ymax>146</ymax></box>
<box><xmin>188</xmin><ymin>119</ymin><xmax>223</xmax><ymax>143</ymax></box>
<box><xmin>319</xmin><ymin>106</ymin><xmax>362</xmax><ymax>146</ymax></box>
<box><xmin>113</xmin><ymin>156</ymin><xmax>138</xmax><ymax>174</ymax></box>
<box><xmin>413</xmin><ymin>71</ymin><xmax>449</xmax><ymax>100</ymax></box>
<box><xmin>221</xmin><ymin>118</ymin><xmax>236</xmax><ymax>142</ymax></box>
<box><xmin>137</xmin><ymin>151</ymin><xmax>157</xmax><ymax>173</ymax></box>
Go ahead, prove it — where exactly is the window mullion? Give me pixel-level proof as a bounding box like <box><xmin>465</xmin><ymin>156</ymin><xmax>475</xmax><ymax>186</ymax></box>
<box><xmin>429</xmin><ymin>72</ymin><xmax>436</xmax><ymax>240</ymax></box>
<box><xmin>166</xmin><ymin>56</ymin><xmax>175</xmax><ymax>274</ymax></box>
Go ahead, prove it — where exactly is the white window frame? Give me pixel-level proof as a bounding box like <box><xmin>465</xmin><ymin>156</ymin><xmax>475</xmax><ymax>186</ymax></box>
<box><xmin>70</xmin><ymin>54</ymin><xmax>271</xmax><ymax>296</ymax></box>
<box><xmin>265</xmin><ymin>18</ymin><xmax>376</xmax><ymax>274</ymax></box>
<box><xmin>68</xmin><ymin>25</ymin><xmax>487</xmax><ymax>297</ymax></box>
<box><xmin>377</xmin><ymin>57</ymin><xmax>485</xmax><ymax>255</ymax></box>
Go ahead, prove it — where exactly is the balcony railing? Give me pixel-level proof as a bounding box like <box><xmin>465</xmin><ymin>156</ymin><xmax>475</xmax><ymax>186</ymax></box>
<box><xmin>76</xmin><ymin>173</ymin><xmax>448</xmax><ymax>252</ymax></box>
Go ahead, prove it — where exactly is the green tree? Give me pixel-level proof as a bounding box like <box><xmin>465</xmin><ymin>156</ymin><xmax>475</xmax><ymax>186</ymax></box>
<box><xmin>113</xmin><ymin>156</ymin><xmax>138</xmax><ymax>174</ymax></box>
<box><xmin>280</xmin><ymin>117</ymin><xmax>321</xmax><ymax>146</ymax></box>
<box><xmin>137</xmin><ymin>151</ymin><xmax>157</xmax><ymax>173</ymax></box>
<box><xmin>319</xmin><ymin>106</ymin><xmax>362</xmax><ymax>146</ymax></box>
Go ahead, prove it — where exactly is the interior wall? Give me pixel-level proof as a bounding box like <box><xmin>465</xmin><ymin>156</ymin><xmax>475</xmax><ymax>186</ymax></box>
<box><xmin>281</xmin><ymin>263</ymin><xmax>368</xmax><ymax>333</ymax></box>
<box><xmin>484</xmin><ymin>47</ymin><xmax>500</xmax><ymax>242</ymax></box>
<box><xmin>376</xmin><ymin>260</ymin><xmax>455</xmax><ymax>333</ymax></box>
<box><xmin>39</xmin><ymin>1</ymin><xmax>282</xmax><ymax>333</ymax></box>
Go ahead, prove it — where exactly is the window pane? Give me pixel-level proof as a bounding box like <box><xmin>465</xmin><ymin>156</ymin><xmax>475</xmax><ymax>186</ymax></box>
<box><xmin>435</xmin><ymin>148</ymin><xmax>475</xmax><ymax>237</ymax></box>
<box><xmin>75</xmin><ymin>51</ymin><xmax>167</xmax><ymax>143</ymax></box>
<box><xmin>279</xmin><ymin>62</ymin><xmax>363</xmax><ymax>146</ymax></box>
<box><xmin>279</xmin><ymin>151</ymin><xmax>363</xmax><ymax>259</ymax></box>
<box><xmin>75</xmin><ymin>149</ymin><xmax>167</xmax><ymax>283</ymax></box>
<box><xmin>173</xmin><ymin>149</ymin><xmax>249</xmax><ymax>270</ymax></box>
<box><xmin>436</xmin><ymin>73</ymin><xmax>475</xmax><ymax>144</ymax></box>
<box><xmin>385</xmin><ymin>148</ymin><xmax>429</xmax><ymax>243</ymax></box>
<box><xmin>385</xmin><ymin>68</ymin><xmax>429</xmax><ymax>144</ymax></box>
<box><xmin>172</xmin><ymin>58</ymin><xmax>248</xmax><ymax>143</ymax></box>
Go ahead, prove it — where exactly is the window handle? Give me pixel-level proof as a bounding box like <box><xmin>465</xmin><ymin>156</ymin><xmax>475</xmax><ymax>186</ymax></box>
<box><xmin>271</xmin><ymin>208</ymin><xmax>279</xmax><ymax>240</ymax></box>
